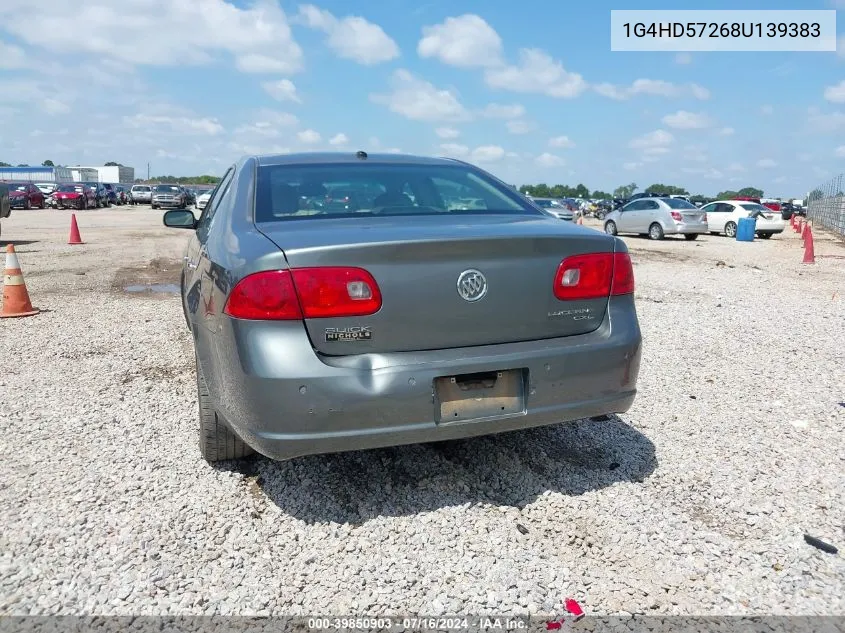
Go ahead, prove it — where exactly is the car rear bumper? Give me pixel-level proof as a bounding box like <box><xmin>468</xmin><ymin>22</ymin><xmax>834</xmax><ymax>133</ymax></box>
<box><xmin>666</xmin><ymin>221</ymin><xmax>708</xmax><ymax>234</ymax></box>
<box><xmin>153</xmin><ymin>199</ymin><xmax>182</xmax><ymax>207</ymax></box>
<box><xmin>754</xmin><ymin>221</ymin><xmax>785</xmax><ymax>233</ymax></box>
<box><xmin>200</xmin><ymin>293</ymin><xmax>642</xmax><ymax>461</ymax></box>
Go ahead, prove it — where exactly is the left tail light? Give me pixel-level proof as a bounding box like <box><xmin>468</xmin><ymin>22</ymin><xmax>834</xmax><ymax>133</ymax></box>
<box><xmin>223</xmin><ymin>267</ymin><xmax>382</xmax><ymax>320</ymax></box>
<box><xmin>670</xmin><ymin>211</ymin><xmax>683</xmax><ymax>222</ymax></box>
<box><xmin>553</xmin><ymin>252</ymin><xmax>634</xmax><ymax>300</ymax></box>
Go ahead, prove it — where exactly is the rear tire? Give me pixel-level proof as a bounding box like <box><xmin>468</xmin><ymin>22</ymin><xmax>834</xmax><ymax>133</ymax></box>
<box><xmin>648</xmin><ymin>222</ymin><xmax>664</xmax><ymax>240</ymax></box>
<box><xmin>758</xmin><ymin>232</ymin><xmax>772</xmax><ymax>239</ymax></box>
<box><xmin>684</xmin><ymin>233</ymin><xmax>699</xmax><ymax>241</ymax></box>
<box><xmin>196</xmin><ymin>355</ymin><xmax>254</xmax><ymax>463</ymax></box>
<box><xmin>724</xmin><ymin>221</ymin><xmax>737</xmax><ymax>238</ymax></box>
<box><xmin>604</xmin><ymin>220</ymin><xmax>618</xmax><ymax>236</ymax></box>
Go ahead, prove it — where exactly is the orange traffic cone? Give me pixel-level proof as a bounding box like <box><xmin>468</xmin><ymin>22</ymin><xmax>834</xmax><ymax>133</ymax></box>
<box><xmin>801</xmin><ymin>220</ymin><xmax>809</xmax><ymax>241</ymax></box>
<box><xmin>1</xmin><ymin>244</ymin><xmax>39</xmax><ymax>318</ymax></box>
<box><xmin>802</xmin><ymin>227</ymin><xmax>815</xmax><ymax>264</ymax></box>
<box><xmin>68</xmin><ymin>213</ymin><xmax>84</xmax><ymax>245</ymax></box>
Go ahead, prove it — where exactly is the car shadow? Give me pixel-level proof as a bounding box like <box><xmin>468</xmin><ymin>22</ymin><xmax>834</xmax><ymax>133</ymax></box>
<box><xmin>216</xmin><ymin>415</ymin><xmax>657</xmax><ymax>525</ymax></box>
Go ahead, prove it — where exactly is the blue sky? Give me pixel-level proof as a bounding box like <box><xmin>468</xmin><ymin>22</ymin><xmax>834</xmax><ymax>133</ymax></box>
<box><xmin>0</xmin><ymin>0</ymin><xmax>843</xmax><ymax>197</ymax></box>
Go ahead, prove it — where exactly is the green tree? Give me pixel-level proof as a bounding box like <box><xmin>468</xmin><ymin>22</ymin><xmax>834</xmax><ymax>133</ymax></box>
<box><xmin>808</xmin><ymin>189</ymin><xmax>824</xmax><ymax>201</ymax></box>
<box><xmin>42</xmin><ymin>159</ymin><xmax>54</xmax><ymax>167</ymax></box>
<box><xmin>644</xmin><ymin>183</ymin><xmax>689</xmax><ymax>196</ymax></box>
<box><xmin>591</xmin><ymin>190</ymin><xmax>611</xmax><ymax>199</ymax></box>
<box><xmin>716</xmin><ymin>190</ymin><xmax>739</xmax><ymax>199</ymax></box>
<box><xmin>16</xmin><ymin>163</ymin><xmax>28</xmax><ymax>167</ymax></box>
<box><xmin>104</xmin><ymin>161</ymin><xmax>123</xmax><ymax>166</ymax></box>
<box><xmin>0</xmin><ymin>161</ymin><xmax>10</xmax><ymax>167</ymax></box>
<box><xmin>573</xmin><ymin>183</ymin><xmax>590</xmax><ymax>198</ymax></box>
<box><xmin>689</xmin><ymin>194</ymin><xmax>710</xmax><ymax>204</ymax></box>
<box><xmin>613</xmin><ymin>182</ymin><xmax>637</xmax><ymax>199</ymax></box>
<box><xmin>737</xmin><ymin>186</ymin><xmax>764</xmax><ymax>198</ymax></box>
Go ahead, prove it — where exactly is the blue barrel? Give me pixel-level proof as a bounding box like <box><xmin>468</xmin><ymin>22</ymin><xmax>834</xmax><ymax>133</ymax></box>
<box><xmin>736</xmin><ymin>217</ymin><xmax>756</xmax><ymax>242</ymax></box>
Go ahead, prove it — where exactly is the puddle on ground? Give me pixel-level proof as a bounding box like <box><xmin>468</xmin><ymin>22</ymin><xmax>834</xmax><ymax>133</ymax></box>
<box><xmin>124</xmin><ymin>283</ymin><xmax>180</xmax><ymax>294</ymax></box>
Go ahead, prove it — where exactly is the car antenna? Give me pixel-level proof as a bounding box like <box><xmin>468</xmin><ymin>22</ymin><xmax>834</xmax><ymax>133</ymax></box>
<box><xmin>356</xmin><ymin>150</ymin><xmax>368</xmax><ymax>160</ymax></box>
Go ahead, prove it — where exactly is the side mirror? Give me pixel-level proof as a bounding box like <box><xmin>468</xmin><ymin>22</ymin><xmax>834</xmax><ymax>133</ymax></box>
<box><xmin>163</xmin><ymin>209</ymin><xmax>197</xmax><ymax>229</ymax></box>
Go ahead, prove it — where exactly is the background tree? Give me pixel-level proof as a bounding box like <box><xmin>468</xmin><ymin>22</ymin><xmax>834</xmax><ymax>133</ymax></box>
<box><xmin>591</xmin><ymin>190</ymin><xmax>611</xmax><ymax>199</ymax></box>
<box><xmin>0</xmin><ymin>161</ymin><xmax>10</xmax><ymax>167</ymax></box>
<box><xmin>104</xmin><ymin>161</ymin><xmax>123</xmax><ymax>167</ymax></box>
<box><xmin>737</xmin><ymin>186</ymin><xmax>764</xmax><ymax>198</ymax></box>
<box><xmin>689</xmin><ymin>194</ymin><xmax>710</xmax><ymax>205</ymax></box>
<box><xmin>42</xmin><ymin>160</ymin><xmax>54</xmax><ymax>167</ymax></box>
<box><xmin>807</xmin><ymin>189</ymin><xmax>824</xmax><ymax>201</ymax></box>
<box><xmin>16</xmin><ymin>163</ymin><xmax>28</xmax><ymax>167</ymax></box>
<box><xmin>644</xmin><ymin>183</ymin><xmax>689</xmax><ymax>196</ymax></box>
<box><xmin>716</xmin><ymin>190</ymin><xmax>739</xmax><ymax>199</ymax></box>
<box><xmin>613</xmin><ymin>182</ymin><xmax>637</xmax><ymax>199</ymax></box>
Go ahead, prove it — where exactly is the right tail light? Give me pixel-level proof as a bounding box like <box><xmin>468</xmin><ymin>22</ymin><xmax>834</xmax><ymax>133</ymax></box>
<box><xmin>553</xmin><ymin>252</ymin><xmax>634</xmax><ymax>300</ymax></box>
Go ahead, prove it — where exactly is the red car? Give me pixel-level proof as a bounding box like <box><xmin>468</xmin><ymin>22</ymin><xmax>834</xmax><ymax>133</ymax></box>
<box><xmin>734</xmin><ymin>195</ymin><xmax>781</xmax><ymax>213</ymax></box>
<box><xmin>53</xmin><ymin>183</ymin><xmax>96</xmax><ymax>210</ymax></box>
<box><xmin>5</xmin><ymin>182</ymin><xmax>45</xmax><ymax>209</ymax></box>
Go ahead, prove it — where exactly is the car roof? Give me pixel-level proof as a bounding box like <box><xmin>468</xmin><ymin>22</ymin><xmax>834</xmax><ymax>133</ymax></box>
<box><xmin>254</xmin><ymin>151</ymin><xmax>464</xmax><ymax>167</ymax></box>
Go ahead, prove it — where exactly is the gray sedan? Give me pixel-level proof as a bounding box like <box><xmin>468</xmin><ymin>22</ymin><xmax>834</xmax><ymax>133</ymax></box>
<box><xmin>163</xmin><ymin>152</ymin><xmax>642</xmax><ymax>463</ymax></box>
<box><xmin>603</xmin><ymin>197</ymin><xmax>708</xmax><ymax>240</ymax></box>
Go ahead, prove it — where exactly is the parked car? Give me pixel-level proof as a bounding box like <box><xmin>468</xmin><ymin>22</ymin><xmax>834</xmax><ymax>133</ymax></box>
<box><xmin>151</xmin><ymin>184</ymin><xmax>187</xmax><ymax>209</ymax></box>
<box><xmin>604</xmin><ymin>196</ymin><xmax>708</xmax><ymax>240</ymax></box>
<box><xmin>183</xmin><ymin>188</ymin><xmax>197</xmax><ymax>206</ymax></box>
<box><xmin>161</xmin><ymin>151</ymin><xmax>642</xmax><ymax>463</ymax></box>
<box><xmin>34</xmin><ymin>182</ymin><xmax>57</xmax><ymax>198</ymax></box>
<box><xmin>81</xmin><ymin>182</ymin><xmax>109</xmax><ymax>207</ymax></box>
<box><xmin>529</xmin><ymin>197</ymin><xmax>574</xmax><ymax>221</ymax></box>
<box><xmin>700</xmin><ymin>200</ymin><xmax>785</xmax><ymax>239</ymax></box>
<box><xmin>195</xmin><ymin>189</ymin><xmax>213</xmax><ymax>210</ymax></box>
<box><xmin>53</xmin><ymin>183</ymin><xmax>96</xmax><ymax>210</ymax></box>
<box><xmin>0</xmin><ymin>183</ymin><xmax>9</xmax><ymax>238</ymax></box>
<box><xmin>5</xmin><ymin>182</ymin><xmax>45</xmax><ymax>209</ymax></box>
<box><xmin>129</xmin><ymin>184</ymin><xmax>153</xmax><ymax>205</ymax></box>
<box><xmin>114</xmin><ymin>185</ymin><xmax>129</xmax><ymax>205</ymax></box>
<box><xmin>102</xmin><ymin>183</ymin><xmax>119</xmax><ymax>206</ymax></box>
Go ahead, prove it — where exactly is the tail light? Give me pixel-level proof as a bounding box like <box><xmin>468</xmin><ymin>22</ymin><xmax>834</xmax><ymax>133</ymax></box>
<box><xmin>702</xmin><ymin>213</ymin><xmax>707</xmax><ymax>222</ymax></box>
<box><xmin>223</xmin><ymin>267</ymin><xmax>382</xmax><ymax>320</ymax></box>
<box><xmin>553</xmin><ymin>252</ymin><xmax>634</xmax><ymax>300</ymax></box>
<box><xmin>670</xmin><ymin>211</ymin><xmax>683</xmax><ymax>222</ymax></box>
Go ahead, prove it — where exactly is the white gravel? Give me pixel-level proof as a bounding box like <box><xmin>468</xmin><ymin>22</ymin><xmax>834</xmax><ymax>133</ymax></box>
<box><xmin>0</xmin><ymin>208</ymin><xmax>843</xmax><ymax>617</ymax></box>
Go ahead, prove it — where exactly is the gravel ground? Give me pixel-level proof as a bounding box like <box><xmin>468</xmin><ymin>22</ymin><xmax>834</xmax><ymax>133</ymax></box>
<box><xmin>0</xmin><ymin>208</ymin><xmax>843</xmax><ymax>617</ymax></box>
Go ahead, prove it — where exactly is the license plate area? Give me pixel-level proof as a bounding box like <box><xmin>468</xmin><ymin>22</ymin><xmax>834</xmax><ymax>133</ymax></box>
<box><xmin>434</xmin><ymin>369</ymin><xmax>526</xmax><ymax>423</ymax></box>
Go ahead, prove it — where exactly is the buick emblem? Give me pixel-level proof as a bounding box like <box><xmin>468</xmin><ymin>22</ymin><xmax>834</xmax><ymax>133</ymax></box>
<box><xmin>456</xmin><ymin>269</ymin><xmax>487</xmax><ymax>302</ymax></box>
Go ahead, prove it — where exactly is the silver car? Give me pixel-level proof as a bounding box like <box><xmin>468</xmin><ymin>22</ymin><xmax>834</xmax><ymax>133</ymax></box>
<box><xmin>163</xmin><ymin>152</ymin><xmax>642</xmax><ymax>463</ymax></box>
<box><xmin>603</xmin><ymin>196</ymin><xmax>708</xmax><ymax>241</ymax></box>
<box><xmin>530</xmin><ymin>197</ymin><xmax>575</xmax><ymax>221</ymax></box>
<box><xmin>130</xmin><ymin>185</ymin><xmax>152</xmax><ymax>205</ymax></box>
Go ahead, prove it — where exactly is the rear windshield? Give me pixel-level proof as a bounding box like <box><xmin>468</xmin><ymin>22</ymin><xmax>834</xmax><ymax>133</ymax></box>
<box><xmin>663</xmin><ymin>198</ymin><xmax>697</xmax><ymax>209</ymax></box>
<box><xmin>154</xmin><ymin>185</ymin><xmax>179</xmax><ymax>192</ymax></box>
<box><xmin>57</xmin><ymin>185</ymin><xmax>83</xmax><ymax>192</ymax></box>
<box><xmin>7</xmin><ymin>183</ymin><xmax>27</xmax><ymax>191</ymax></box>
<box><xmin>255</xmin><ymin>163</ymin><xmax>539</xmax><ymax>222</ymax></box>
<box><xmin>740</xmin><ymin>203</ymin><xmax>768</xmax><ymax>212</ymax></box>
<box><xmin>133</xmin><ymin>186</ymin><xmax>151</xmax><ymax>192</ymax></box>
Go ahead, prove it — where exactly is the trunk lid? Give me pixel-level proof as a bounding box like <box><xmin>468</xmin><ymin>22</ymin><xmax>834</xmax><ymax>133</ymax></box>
<box><xmin>257</xmin><ymin>215</ymin><xmax>617</xmax><ymax>355</ymax></box>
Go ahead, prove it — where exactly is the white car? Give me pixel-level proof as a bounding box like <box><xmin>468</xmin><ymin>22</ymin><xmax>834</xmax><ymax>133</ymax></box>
<box><xmin>603</xmin><ymin>196</ymin><xmax>709</xmax><ymax>240</ymax></box>
<box><xmin>700</xmin><ymin>200</ymin><xmax>785</xmax><ymax>239</ymax></box>
<box><xmin>195</xmin><ymin>190</ymin><xmax>212</xmax><ymax>210</ymax></box>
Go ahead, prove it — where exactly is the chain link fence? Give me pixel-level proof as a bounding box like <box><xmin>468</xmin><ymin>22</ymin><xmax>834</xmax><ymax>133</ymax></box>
<box><xmin>805</xmin><ymin>173</ymin><xmax>845</xmax><ymax>236</ymax></box>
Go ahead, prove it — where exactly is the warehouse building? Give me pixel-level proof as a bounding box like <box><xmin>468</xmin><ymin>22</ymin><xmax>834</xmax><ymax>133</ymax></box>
<box><xmin>74</xmin><ymin>165</ymin><xmax>135</xmax><ymax>184</ymax></box>
<box><xmin>0</xmin><ymin>165</ymin><xmax>76</xmax><ymax>183</ymax></box>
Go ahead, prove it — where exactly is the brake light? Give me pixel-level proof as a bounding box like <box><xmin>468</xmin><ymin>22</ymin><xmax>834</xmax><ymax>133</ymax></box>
<box><xmin>291</xmin><ymin>267</ymin><xmax>381</xmax><ymax>318</ymax></box>
<box><xmin>223</xmin><ymin>271</ymin><xmax>303</xmax><ymax>320</ymax></box>
<box><xmin>223</xmin><ymin>267</ymin><xmax>382</xmax><ymax>320</ymax></box>
<box><xmin>553</xmin><ymin>252</ymin><xmax>634</xmax><ymax>300</ymax></box>
<box><xmin>702</xmin><ymin>213</ymin><xmax>707</xmax><ymax>222</ymax></box>
<box><xmin>671</xmin><ymin>211</ymin><xmax>683</xmax><ymax>221</ymax></box>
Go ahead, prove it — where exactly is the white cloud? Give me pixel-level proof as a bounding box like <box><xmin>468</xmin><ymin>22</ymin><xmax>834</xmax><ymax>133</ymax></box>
<box><xmin>836</xmin><ymin>146</ymin><xmax>845</xmax><ymax>157</ymax></box>
<box><xmin>548</xmin><ymin>135</ymin><xmax>575</xmax><ymax>148</ymax></box>
<box><xmin>41</xmin><ymin>98</ymin><xmax>71</xmax><ymax>115</ymax></box>
<box><xmin>674</xmin><ymin>53</ymin><xmax>692</xmax><ymax>65</ymax></box>
<box><xmin>757</xmin><ymin>158</ymin><xmax>777</xmax><ymax>168</ymax></box>
<box><xmin>234</xmin><ymin>110</ymin><xmax>299</xmax><ymax>137</ymax></box>
<box><xmin>535</xmin><ymin>152</ymin><xmax>564</xmax><ymax>167</ymax></box>
<box><xmin>371</xmin><ymin>69</ymin><xmax>470</xmax><ymax>122</ymax></box>
<box><xmin>661</xmin><ymin>110</ymin><xmax>712</xmax><ymax>129</ymax></box>
<box><xmin>0</xmin><ymin>0</ymin><xmax>304</xmax><ymax>74</ymax></box>
<box><xmin>629</xmin><ymin>129</ymin><xmax>674</xmax><ymax>149</ymax></box>
<box><xmin>484</xmin><ymin>49</ymin><xmax>587</xmax><ymax>99</ymax></box>
<box><xmin>0</xmin><ymin>40</ymin><xmax>27</xmax><ymax>68</ymax></box>
<box><xmin>417</xmin><ymin>14</ymin><xmax>502</xmax><ymax>68</ymax></box>
<box><xmin>623</xmin><ymin>162</ymin><xmax>641</xmax><ymax>170</ymax></box>
<box><xmin>823</xmin><ymin>80</ymin><xmax>845</xmax><ymax>103</ymax></box>
<box><xmin>329</xmin><ymin>133</ymin><xmax>349</xmax><ymax>146</ymax></box>
<box><xmin>261</xmin><ymin>79</ymin><xmax>301</xmax><ymax>103</ymax></box>
<box><xmin>435</xmin><ymin>127</ymin><xmax>460</xmax><ymax>139</ymax></box>
<box><xmin>470</xmin><ymin>145</ymin><xmax>505</xmax><ymax>162</ymax></box>
<box><xmin>760</xmin><ymin>104</ymin><xmax>774</xmax><ymax>115</ymax></box>
<box><xmin>807</xmin><ymin>109</ymin><xmax>845</xmax><ymax>132</ymax></box>
<box><xmin>296</xmin><ymin>4</ymin><xmax>399</xmax><ymax>65</ymax></box>
<box><xmin>728</xmin><ymin>162</ymin><xmax>746</xmax><ymax>172</ymax></box>
<box><xmin>595</xmin><ymin>79</ymin><xmax>710</xmax><ymax>101</ymax></box>
<box><xmin>719</xmin><ymin>127</ymin><xmax>735</xmax><ymax>136</ymax></box>
<box><xmin>681</xmin><ymin>167</ymin><xmax>724</xmax><ymax>179</ymax></box>
<box><xmin>124</xmin><ymin>113</ymin><xmax>224</xmax><ymax>135</ymax></box>
<box><xmin>297</xmin><ymin>129</ymin><xmax>321</xmax><ymax>144</ymax></box>
<box><xmin>481</xmin><ymin>103</ymin><xmax>525</xmax><ymax>119</ymax></box>
<box><xmin>506</xmin><ymin>120</ymin><xmax>534</xmax><ymax>134</ymax></box>
<box><xmin>439</xmin><ymin>143</ymin><xmax>469</xmax><ymax>157</ymax></box>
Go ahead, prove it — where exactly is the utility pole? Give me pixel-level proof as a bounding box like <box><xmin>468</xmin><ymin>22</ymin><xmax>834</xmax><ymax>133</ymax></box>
<box><xmin>147</xmin><ymin>162</ymin><xmax>150</xmax><ymax>181</ymax></box>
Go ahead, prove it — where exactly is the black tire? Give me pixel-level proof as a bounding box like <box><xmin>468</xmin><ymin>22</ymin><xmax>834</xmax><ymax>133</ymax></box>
<box><xmin>196</xmin><ymin>355</ymin><xmax>254</xmax><ymax>462</ymax></box>
<box><xmin>24</xmin><ymin>198</ymin><xmax>31</xmax><ymax>210</ymax></box>
<box><xmin>684</xmin><ymin>233</ymin><xmax>699</xmax><ymax>241</ymax></box>
<box><xmin>648</xmin><ymin>222</ymin><xmax>664</xmax><ymax>240</ymax></box>
<box><xmin>724</xmin><ymin>221</ymin><xmax>737</xmax><ymax>238</ymax></box>
<box><xmin>758</xmin><ymin>232</ymin><xmax>772</xmax><ymax>239</ymax></box>
<box><xmin>604</xmin><ymin>220</ymin><xmax>618</xmax><ymax>236</ymax></box>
